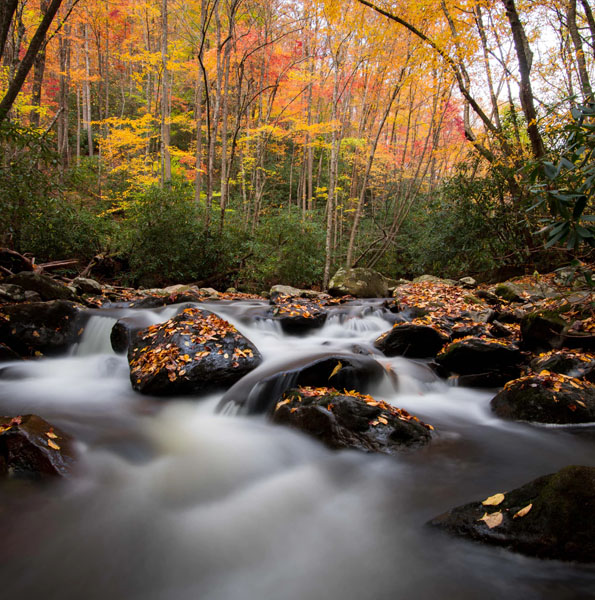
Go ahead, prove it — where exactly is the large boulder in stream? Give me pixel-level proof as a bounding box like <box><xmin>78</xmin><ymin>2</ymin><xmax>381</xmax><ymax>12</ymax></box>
<box><xmin>374</xmin><ymin>320</ymin><xmax>450</xmax><ymax>358</ymax></box>
<box><xmin>4</xmin><ymin>271</ymin><xmax>78</xmax><ymax>301</ymax></box>
<box><xmin>490</xmin><ymin>373</ymin><xmax>595</xmax><ymax>424</ymax></box>
<box><xmin>328</xmin><ymin>267</ymin><xmax>388</xmax><ymax>298</ymax></box>
<box><xmin>272</xmin><ymin>387</ymin><xmax>433</xmax><ymax>453</ymax></box>
<box><xmin>436</xmin><ymin>337</ymin><xmax>522</xmax><ymax>387</ymax></box>
<box><xmin>0</xmin><ymin>300</ymin><xmax>83</xmax><ymax>357</ymax></box>
<box><xmin>217</xmin><ymin>353</ymin><xmax>387</xmax><ymax>415</ymax></box>
<box><xmin>0</xmin><ymin>415</ymin><xmax>76</xmax><ymax>479</ymax></box>
<box><xmin>268</xmin><ymin>297</ymin><xmax>327</xmax><ymax>334</ymax></box>
<box><xmin>128</xmin><ymin>307</ymin><xmax>262</xmax><ymax>396</ymax></box>
<box><xmin>429</xmin><ymin>465</ymin><xmax>595</xmax><ymax>563</ymax></box>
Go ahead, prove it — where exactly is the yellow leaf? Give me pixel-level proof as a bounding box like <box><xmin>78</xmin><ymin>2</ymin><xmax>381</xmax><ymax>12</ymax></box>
<box><xmin>275</xmin><ymin>398</ymin><xmax>291</xmax><ymax>410</ymax></box>
<box><xmin>513</xmin><ymin>504</ymin><xmax>532</xmax><ymax>519</ymax></box>
<box><xmin>482</xmin><ymin>493</ymin><xmax>505</xmax><ymax>506</ymax></box>
<box><xmin>46</xmin><ymin>431</ymin><xmax>58</xmax><ymax>439</ymax></box>
<box><xmin>47</xmin><ymin>439</ymin><xmax>61</xmax><ymax>450</ymax></box>
<box><xmin>478</xmin><ymin>511</ymin><xmax>503</xmax><ymax>528</ymax></box>
<box><xmin>377</xmin><ymin>416</ymin><xmax>388</xmax><ymax>425</ymax></box>
<box><xmin>329</xmin><ymin>361</ymin><xmax>343</xmax><ymax>380</ymax></box>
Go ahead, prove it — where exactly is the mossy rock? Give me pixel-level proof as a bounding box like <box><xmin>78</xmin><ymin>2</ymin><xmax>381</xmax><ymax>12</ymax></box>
<box><xmin>328</xmin><ymin>267</ymin><xmax>388</xmax><ymax>298</ymax></box>
<box><xmin>520</xmin><ymin>310</ymin><xmax>567</xmax><ymax>351</ymax></box>
<box><xmin>429</xmin><ymin>465</ymin><xmax>595</xmax><ymax>562</ymax></box>
<box><xmin>494</xmin><ymin>282</ymin><xmax>523</xmax><ymax>303</ymax></box>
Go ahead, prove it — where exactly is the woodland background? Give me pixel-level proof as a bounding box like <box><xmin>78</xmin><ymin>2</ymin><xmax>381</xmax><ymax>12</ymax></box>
<box><xmin>0</xmin><ymin>0</ymin><xmax>593</xmax><ymax>290</ymax></box>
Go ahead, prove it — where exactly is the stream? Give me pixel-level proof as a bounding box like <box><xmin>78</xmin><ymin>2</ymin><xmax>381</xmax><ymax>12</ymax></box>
<box><xmin>1</xmin><ymin>299</ymin><xmax>594</xmax><ymax>599</ymax></box>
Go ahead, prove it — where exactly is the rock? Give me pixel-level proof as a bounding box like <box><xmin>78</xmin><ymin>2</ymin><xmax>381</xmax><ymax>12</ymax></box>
<box><xmin>73</xmin><ymin>277</ymin><xmax>103</xmax><ymax>295</ymax></box>
<box><xmin>127</xmin><ymin>295</ymin><xmax>168</xmax><ymax>309</ymax></box>
<box><xmin>110</xmin><ymin>314</ymin><xmax>157</xmax><ymax>354</ymax></box>
<box><xmin>491</xmin><ymin>374</ymin><xmax>595</xmax><ymax>424</ymax></box>
<box><xmin>436</xmin><ymin>337</ymin><xmax>522</xmax><ymax>387</ymax></box>
<box><xmin>128</xmin><ymin>307</ymin><xmax>262</xmax><ymax>396</ymax></box>
<box><xmin>494</xmin><ymin>282</ymin><xmax>524</xmax><ymax>303</ymax></box>
<box><xmin>429</xmin><ymin>465</ymin><xmax>595</xmax><ymax>563</ymax></box>
<box><xmin>520</xmin><ymin>310</ymin><xmax>567</xmax><ymax>351</ymax></box>
<box><xmin>475</xmin><ymin>289</ymin><xmax>501</xmax><ymax>305</ymax></box>
<box><xmin>459</xmin><ymin>276</ymin><xmax>477</xmax><ymax>288</ymax></box>
<box><xmin>4</xmin><ymin>271</ymin><xmax>78</xmax><ymax>301</ymax></box>
<box><xmin>562</xmin><ymin>332</ymin><xmax>595</xmax><ymax>352</ymax></box>
<box><xmin>225</xmin><ymin>287</ymin><xmax>238</xmax><ymax>294</ymax></box>
<box><xmin>199</xmin><ymin>287</ymin><xmax>220</xmax><ymax>298</ymax></box>
<box><xmin>412</xmin><ymin>275</ymin><xmax>457</xmax><ymax>285</ymax></box>
<box><xmin>268</xmin><ymin>298</ymin><xmax>327</xmax><ymax>334</ymax></box>
<box><xmin>269</xmin><ymin>285</ymin><xmax>329</xmax><ymax>303</ymax></box>
<box><xmin>0</xmin><ymin>283</ymin><xmax>26</xmax><ymax>303</ymax></box>
<box><xmin>0</xmin><ymin>300</ymin><xmax>83</xmax><ymax>357</ymax></box>
<box><xmin>530</xmin><ymin>351</ymin><xmax>595</xmax><ymax>382</ymax></box>
<box><xmin>328</xmin><ymin>267</ymin><xmax>388</xmax><ymax>298</ymax></box>
<box><xmin>217</xmin><ymin>353</ymin><xmax>386</xmax><ymax>415</ymax></box>
<box><xmin>0</xmin><ymin>415</ymin><xmax>76</xmax><ymax>479</ymax></box>
<box><xmin>374</xmin><ymin>322</ymin><xmax>450</xmax><ymax>358</ymax></box>
<box><xmin>0</xmin><ymin>343</ymin><xmax>21</xmax><ymax>362</ymax></box>
<box><xmin>24</xmin><ymin>290</ymin><xmax>42</xmax><ymax>302</ymax></box>
<box><xmin>271</xmin><ymin>387</ymin><xmax>432</xmax><ymax>453</ymax></box>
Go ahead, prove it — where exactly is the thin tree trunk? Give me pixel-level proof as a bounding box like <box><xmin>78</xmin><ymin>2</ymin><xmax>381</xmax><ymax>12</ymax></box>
<box><xmin>161</xmin><ymin>0</ymin><xmax>171</xmax><ymax>186</ymax></box>
<box><xmin>568</xmin><ymin>0</ymin><xmax>593</xmax><ymax>100</ymax></box>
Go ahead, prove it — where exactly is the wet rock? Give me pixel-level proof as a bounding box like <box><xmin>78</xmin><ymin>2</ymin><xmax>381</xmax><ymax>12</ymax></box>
<box><xmin>0</xmin><ymin>343</ymin><xmax>21</xmax><ymax>362</ymax></box>
<box><xmin>475</xmin><ymin>289</ymin><xmax>501</xmax><ymax>305</ymax></box>
<box><xmin>217</xmin><ymin>353</ymin><xmax>386</xmax><ymax>415</ymax></box>
<box><xmin>329</xmin><ymin>267</ymin><xmax>388</xmax><ymax>298</ymax></box>
<box><xmin>111</xmin><ymin>315</ymin><xmax>153</xmax><ymax>354</ymax></box>
<box><xmin>127</xmin><ymin>295</ymin><xmax>168</xmax><ymax>309</ymax></box>
<box><xmin>0</xmin><ymin>283</ymin><xmax>26</xmax><ymax>303</ymax></box>
<box><xmin>268</xmin><ymin>298</ymin><xmax>327</xmax><ymax>334</ymax></box>
<box><xmin>491</xmin><ymin>374</ymin><xmax>595</xmax><ymax>424</ymax></box>
<box><xmin>520</xmin><ymin>310</ymin><xmax>567</xmax><ymax>351</ymax></box>
<box><xmin>128</xmin><ymin>307</ymin><xmax>262</xmax><ymax>396</ymax></box>
<box><xmin>269</xmin><ymin>285</ymin><xmax>328</xmax><ymax>302</ymax></box>
<box><xmin>374</xmin><ymin>322</ymin><xmax>450</xmax><ymax>358</ymax></box>
<box><xmin>530</xmin><ymin>351</ymin><xmax>595</xmax><ymax>382</ymax></box>
<box><xmin>562</xmin><ymin>331</ymin><xmax>595</xmax><ymax>352</ymax></box>
<box><xmin>73</xmin><ymin>277</ymin><xmax>103</xmax><ymax>295</ymax></box>
<box><xmin>4</xmin><ymin>272</ymin><xmax>78</xmax><ymax>301</ymax></box>
<box><xmin>436</xmin><ymin>337</ymin><xmax>522</xmax><ymax>387</ymax></box>
<box><xmin>0</xmin><ymin>300</ymin><xmax>83</xmax><ymax>357</ymax></box>
<box><xmin>429</xmin><ymin>465</ymin><xmax>595</xmax><ymax>563</ymax></box>
<box><xmin>271</xmin><ymin>387</ymin><xmax>432</xmax><ymax>453</ymax></box>
<box><xmin>0</xmin><ymin>415</ymin><xmax>76</xmax><ymax>479</ymax></box>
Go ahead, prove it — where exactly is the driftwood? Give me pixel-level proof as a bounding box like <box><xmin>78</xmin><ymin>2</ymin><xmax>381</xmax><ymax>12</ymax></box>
<box><xmin>38</xmin><ymin>258</ymin><xmax>79</xmax><ymax>271</ymax></box>
<box><xmin>0</xmin><ymin>247</ymin><xmax>36</xmax><ymax>275</ymax></box>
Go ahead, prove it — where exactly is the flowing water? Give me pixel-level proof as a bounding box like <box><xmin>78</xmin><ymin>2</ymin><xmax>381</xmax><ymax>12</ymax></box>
<box><xmin>1</xmin><ymin>299</ymin><xmax>594</xmax><ymax>600</ymax></box>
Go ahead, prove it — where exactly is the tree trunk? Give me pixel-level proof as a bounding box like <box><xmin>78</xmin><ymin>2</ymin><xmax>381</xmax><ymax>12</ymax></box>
<box><xmin>161</xmin><ymin>0</ymin><xmax>171</xmax><ymax>186</ymax></box>
<box><xmin>567</xmin><ymin>0</ymin><xmax>593</xmax><ymax>101</ymax></box>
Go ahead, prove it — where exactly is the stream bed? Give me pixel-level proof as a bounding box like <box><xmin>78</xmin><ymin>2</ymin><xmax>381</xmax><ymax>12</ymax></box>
<box><xmin>1</xmin><ymin>299</ymin><xmax>594</xmax><ymax>599</ymax></box>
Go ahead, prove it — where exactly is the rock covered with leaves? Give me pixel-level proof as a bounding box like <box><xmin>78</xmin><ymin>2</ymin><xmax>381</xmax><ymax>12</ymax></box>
<box><xmin>490</xmin><ymin>371</ymin><xmax>595</xmax><ymax>424</ymax></box>
<box><xmin>128</xmin><ymin>307</ymin><xmax>262</xmax><ymax>396</ymax></box>
<box><xmin>530</xmin><ymin>350</ymin><xmax>595</xmax><ymax>382</ymax></box>
<box><xmin>0</xmin><ymin>415</ymin><xmax>76</xmax><ymax>479</ymax></box>
<box><xmin>374</xmin><ymin>318</ymin><xmax>451</xmax><ymax>358</ymax></box>
<box><xmin>271</xmin><ymin>386</ymin><xmax>433</xmax><ymax>453</ymax></box>
<box><xmin>429</xmin><ymin>465</ymin><xmax>595</xmax><ymax>563</ymax></box>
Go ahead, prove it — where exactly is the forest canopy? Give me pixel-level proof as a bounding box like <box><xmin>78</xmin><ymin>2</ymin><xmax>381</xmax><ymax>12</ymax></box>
<box><xmin>0</xmin><ymin>0</ymin><xmax>593</xmax><ymax>289</ymax></box>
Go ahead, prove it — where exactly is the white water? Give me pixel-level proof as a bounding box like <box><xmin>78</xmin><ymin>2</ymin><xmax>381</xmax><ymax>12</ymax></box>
<box><xmin>0</xmin><ymin>300</ymin><xmax>594</xmax><ymax>600</ymax></box>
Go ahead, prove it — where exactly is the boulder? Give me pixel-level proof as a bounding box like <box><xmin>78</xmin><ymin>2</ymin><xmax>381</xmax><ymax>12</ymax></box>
<box><xmin>0</xmin><ymin>415</ymin><xmax>76</xmax><ymax>479</ymax></box>
<box><xmin>73</xmin><ymin>276</ymin><xmax>103</xmax><ymax>295</ymax></box>
<box><xmin>520</xmin><ymin>310</ymin><xmax>567</xmax><ymax>351</ymax></box>
<box><xmin>530</xmin><ymin>351</ymin><xmax>595</xmax><ymax>383</ymax></box>
<box><xmin>217</xmin><ymin>353</ymin><xmax>386</xmax><ymax>415</ymax></box>
<box><xmin>110</xmin><ymin>315</ymin><xmax>156</xmax><ymax>354</ymax></box>
<box><xmin>494</xmin><ymin>282</ymin><xmax>524</xmax><ymax>303</ymax></box>
<box><xmin>0</xmin><ymin>283</ymin><xmax>26</xmax><ymax>303</ymax></box>
<box><xmin>491</xmin><ymin>373</ymin><xmax>595</xmax><ymax>424</ymax></box>
<box><xmin>374</xmin><ymin>322</ymin><xmax>450</xmax><ymax>358</ymax></box>
<box><xmin>0</xmin><ymin>300</ymin><xmax>83</xmax><ymax>357</ymax></box>
<box><xmin>412</xmin><ymin>275</ymin><xmax>457</xmax><ymax>285</ymax></box>
<box><xmin>269</xmin><ymin>285</ymin><xmax>329</xmax><ymax>303</ymax></box>
<box><xmin>128</xmin><ymin>307</ymin><xmax>262</xmax><ymax>396</ymax></box>
<box><xmin>436</xmin><ymin>337</ymin><xmax>522</xmax><ymax>387</ymax></box>
<box><xmin>4</xmin><ymin>271</ymin><xmax>78</xmax><ymax>301</ymax></box>
<box><xmin>459</xmin><ymin>277</ymin><xmax>477</xmax><ymax>288</ymax></box>
<box><xmin>429</xmin><ymin>465</ymin><xmax>595</xmax><ymax>563</ymax></box>
<box><xmin>268</xmin><ymin>298</ymin><xmax>327</xmax><ymax>334</ymax></box>
<box><xmin>272</xmin><ymin>387</ymin><xmax>432</xmax><ymax>453</ymax></box>
<box><xmin>328</xmin><ymin>267</ymin><xmax>388</xmax><ymax>298</ymax></box>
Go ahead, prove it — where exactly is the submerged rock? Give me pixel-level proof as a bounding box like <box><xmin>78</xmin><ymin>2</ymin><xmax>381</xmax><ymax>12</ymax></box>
<box><xmin>0</xmin><ymin>415</ymin><xmax>76</xmax><ymax>479</ymax></box>
<box><xmin>128</xmin><ymin>307</ymin><xmax>262</xmax><ymax>396</ymax></box>
<box><xmin>491</xmin><ymin>373</ymin><xmax>595</xmax><ymax>424</ymax></box>
<box><xmin>272</xmin><ymin>387</ymin><xmax>432</xmax><ymax>453</ymax></box>
<box><xmin>429</xmin><ymin>465</ymin><xmax>595</xmax><ymax>563</ymax></box>
<box><xmin>0</xmin><ymin>300</ymin><xmax>83</xmax><ymax>357</ymax></box>
<box><xmin>328</xmin><ymin>267</ymin><xmax>388</xmax><ymax>298</ymax></box>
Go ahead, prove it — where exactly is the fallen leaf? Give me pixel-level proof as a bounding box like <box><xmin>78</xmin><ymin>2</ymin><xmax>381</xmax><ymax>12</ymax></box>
<box><xmin>482</xmin><ymin>493</ymin><xmax>505</xmax><ymax>506</ymax></box>
<box><xmin>328</xmin><ymin>361</ymin><xmax>343</xmax><ymax>380</ymax></box>
<box><xmin>377</xmin><ymin>416</ymin><xmax>388</xmax><ymax>425</ymax></box>
<box><xmin>276</xmin><ymin>398</ymin><xmax>291</xmax><ymax>410</ymax></box>
<box><xmin>478</xmin><ymin>511</ymin><xmax>503</xmax><ymax>528</ymax></box>
<box><xmin>47</xmin><ymin>439</ymin><xmax>61</xmax><ymax>450</ymax></box>
<box><xmin>46</xmin><ymin>430</ymin><xmax>58</xmax><ymax>439</ymax></box>
<box><xmin>513</xmin><ymin>504</ymin><xmax>532</xmax><ymax>519</ymax></box>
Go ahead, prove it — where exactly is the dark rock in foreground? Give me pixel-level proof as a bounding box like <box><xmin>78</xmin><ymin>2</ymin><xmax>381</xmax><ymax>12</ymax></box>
<box><xmin>436</xmin><ymin>337</ymin><xmax>522</xmax><ymax>387</ymax></box>
<box><xmin>128</xmin><ymin>307</ymin><xmax>262</xmax><ymax>396</ymax></box>
<box><xmin>0</xmin><ymin>415</ymin><xmax>76</xmax><ymax>478</ymax></box>
<box><xmin>520</xmin><ymin>310</ymin><xmax>567</xmax><ymax>351</ymax></box>
<box><xmin>375</xmin><ymin>322</ymin><xmax>450</xmax><ymax>358</ymax></box>
<box><xmin>429</xmin><ymin>465</ymin><xmax>595</xmax><ymax>563</ymax></box>
<box><xmin>0</xmin><ymin>300</ymin><xmax>83</xmax><ymax>357</ymax></box>
<box><xmin>272</xmin><ymin>387</ymin><xmax>432</xmax><ymax>453</ymax></box>
<box><xmin>491</xmin><ymin>373</ymin><xmax>595</xmax><ymax>424</ymax></box>
<box><xmin>4</xmin><ymin>271</ymin><xmax>77</xmax><ymax>301</ymax></box>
